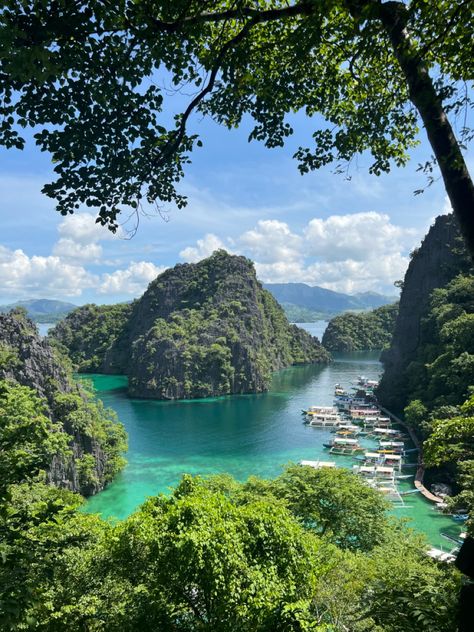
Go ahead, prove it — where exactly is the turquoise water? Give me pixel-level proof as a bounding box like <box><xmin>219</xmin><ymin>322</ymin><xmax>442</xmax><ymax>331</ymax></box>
<box><xmin>83</xmin><ymin>325</ymin><xmax>463</xmax><ymax>549</ymax></box>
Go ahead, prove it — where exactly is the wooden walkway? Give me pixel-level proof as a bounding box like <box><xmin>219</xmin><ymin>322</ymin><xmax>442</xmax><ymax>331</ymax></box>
<box><xmin>379</xmin><ymin>406</ymin><xmax>444</xmax><ymax>505</ymax></box>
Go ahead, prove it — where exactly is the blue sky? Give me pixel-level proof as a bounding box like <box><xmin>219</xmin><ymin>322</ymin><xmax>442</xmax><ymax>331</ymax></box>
<box><xmin>0</xmin><ymin>102</ymin><xmax>469</xmax><ymax>305</ymax></box>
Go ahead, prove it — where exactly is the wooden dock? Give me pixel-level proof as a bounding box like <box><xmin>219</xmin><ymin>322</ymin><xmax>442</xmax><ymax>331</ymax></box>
<box><xmin>379</xmin><ymin>406</ymin><xmax>444</xmax><ymax>505</ymax></box>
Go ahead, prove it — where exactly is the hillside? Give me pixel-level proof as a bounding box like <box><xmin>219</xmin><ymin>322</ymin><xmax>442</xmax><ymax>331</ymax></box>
<box><xmin>322</xmin><ymin>303</ymin><xmax>399</xmax><ymax>352</ymax></box>
<box><xmin>264</xmin><ymin>283</ymin><xmax>397</xmax><ymax>321</ymax></box>
<box><xmin>0</xmin><ymin>310</ymin><xmax>126</xmax><ymax>495</ymax></box>
<box><xmin>0</xmin><ymin>298</ymin><xmax>77</xmax><ymax>323</ymax></box>
<box><xmin>378</xmin><ymin>214</ymin><xmax>473</xmax><ymax>412</ymax></box>
<box><xmin>51</xmin><ymin>251</ymin><xmax>330</xmax><ymax>399</ymax></box>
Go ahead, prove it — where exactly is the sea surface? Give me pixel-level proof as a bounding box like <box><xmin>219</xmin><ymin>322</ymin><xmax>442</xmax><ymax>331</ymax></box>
<box><xmin>80</xmin><ymin>322</ymin><xmax>462</xmax><ymax>549</ymax></box>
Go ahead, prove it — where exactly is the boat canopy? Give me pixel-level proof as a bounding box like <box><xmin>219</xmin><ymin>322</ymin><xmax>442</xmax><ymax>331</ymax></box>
<box><xmin>334</xmin><ymin>437</ymin><xmax>359</xmax><ymax>445</ymax></box>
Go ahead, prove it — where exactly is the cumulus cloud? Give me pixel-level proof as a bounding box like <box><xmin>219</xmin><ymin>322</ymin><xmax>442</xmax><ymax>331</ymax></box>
<box><xmin>57</xmin><ymin>213</ymin><xmax>117</xmax><ymax>244</ymax></box>
<box><xmin>180</xmin><ymin>211</ymin><xmax>420</xmax><ymax>294</ymax></box>
<box><xmin>98</xmin><ymin>261</ymin><xmax>167</xmax><ymax>296</ymax></box>
<box><xmin>304</xmin><ymin>212</ymin><xmax>414</xmax><ymax>262</ymax></box>
<box><xmin>52</xmin><ymin>213</ymin><xmax>121</xmax><ymax>262</ymax></box>
<box><xmin>0</xmin><ymin>246</ymin><xmax>97</xmax><ymax>298</ymax></box>
<box><xmin>179</xmin><ymin>233</ymin><xmax>230</xmax><ymax>263</ymax></box>
<box><xmin>53</xmin><ymin>238</ymin><xmax>103</xmax><ymax>263</ymax></box>
<box><xmin>239</xmin><ymin>220</ymin><xmax>302</xmax><ymax>263</ymax></box>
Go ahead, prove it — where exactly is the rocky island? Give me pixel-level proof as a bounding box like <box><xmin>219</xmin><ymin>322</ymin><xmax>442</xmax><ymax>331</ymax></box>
<box><xmin>51</xmin><ymin>251</ymin><xmax>330</xmax><ymax>399</ymax></box>
<box><xmin>322</xmin><ymin>303</ymin><xmax>399</xmax><ymax>352</ymax></box>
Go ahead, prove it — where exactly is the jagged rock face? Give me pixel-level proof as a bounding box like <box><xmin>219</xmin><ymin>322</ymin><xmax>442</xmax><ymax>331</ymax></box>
<box><xmin>110</xmin><ymin>252</ymin><xmax>329</xmax><ymax>399</ymax></box>
<box><xmin>0</xmin><ymin>312</ymin><xmax>125</xmax><ymax>496</ymax></box>
<box><xmin>53</xmin><ymin>251</ymin><xmax>330</xmax><ymax>400</ymax></box>
<box><xmin>0</xmin><ymin>312</ymin><xmax>71</xmax><ymax>399</ymax></box>
<box><xmin>378</xmin><ymin>214</ymin><xmax>471</xmax><ymax>410</ymax></box>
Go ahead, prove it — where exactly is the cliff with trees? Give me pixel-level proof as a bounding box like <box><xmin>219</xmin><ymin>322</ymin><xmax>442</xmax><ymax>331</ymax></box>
<box><xmin>0</xmin><ymin>309</ymin><xmax>127</xmax><ymax>496</ymax></box>
<box><xmin>322</xmin><ymin>303</ymin><xmax>399</xmax><ymax>352</ymax></box>
<box><xmin>378</xmin><ymin>213</ymin><xmax>473</xmax><ymax>529</ymax></box>
<box><xmin>51</xmin><ymin>251</ymin><xmax>330</xmax><ymax>400</ymax></box>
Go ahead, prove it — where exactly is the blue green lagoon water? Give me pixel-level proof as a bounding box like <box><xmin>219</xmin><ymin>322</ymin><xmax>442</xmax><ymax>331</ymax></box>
<box><xmin>83</xmin><ymin>324</ymin><xmax>463</xmax><ymax>549</ymax></box>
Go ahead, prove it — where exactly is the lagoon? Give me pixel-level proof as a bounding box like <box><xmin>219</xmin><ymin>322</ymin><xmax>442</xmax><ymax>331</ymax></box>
<box><xmin>83</xmin><ymin>323</ymin><xmax>462</xmax><ymax>549</ymax></box>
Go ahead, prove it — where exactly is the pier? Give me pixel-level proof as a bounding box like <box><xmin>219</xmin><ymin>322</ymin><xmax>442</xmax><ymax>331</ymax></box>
<box><xmin>379</xmin><ymin>406</ymin><xmax>444</xmax><ymax>505</ymax></box>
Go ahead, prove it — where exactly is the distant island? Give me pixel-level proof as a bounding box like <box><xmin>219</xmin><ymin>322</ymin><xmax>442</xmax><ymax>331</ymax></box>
<box><xmin>50</xmin><ymin>251</ymin><xmax>330</xmax><ymax>400</ymax></box>
<box><xmin>264</xmin><ymin>283</ymin><xmax>397</xmax><ymax>322</ymax></box>
<box><xmin>322</xmin><ymin>303</ymin><xmax>399</xmax><ymax>352</ymax></box>
<box><xmin>0</xmin><ymin>298</ymin><xmax>77</xmax><ymax>323</ymax></box>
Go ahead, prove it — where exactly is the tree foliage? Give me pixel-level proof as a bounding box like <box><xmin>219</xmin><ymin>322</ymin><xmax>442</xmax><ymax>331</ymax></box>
<box><xmin>403</xmin><ymin>274</ymin><xmax>474</xmax><ymax>409</ymax></box>
<box><xmin>0</xmin><ymin>1</ymin><xmax>472</xmax><ymax>249</ymax></box>
<box><xmin>322</xmin><ymin>303</ymin><xmax>398</xmax><ymax>352</ymax></box>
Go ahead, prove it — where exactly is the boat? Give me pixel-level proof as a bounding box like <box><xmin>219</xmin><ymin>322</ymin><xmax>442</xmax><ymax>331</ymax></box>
<box><xmin>348</xmin><ymin>407</ymin><xmax>381</xmax><ymax>419</ymax></box>
<box><xmin>378</xmin><ymin>441</ymin><xmax>405</xmax><ymax>454</ymax></box>
<box><xmin>367</xmin><ymin>427</ymin><xmax>408</xmax><ymax>441</ymax></box>
<box><xmin>333</xmin><ymin>423</ymin><xmax>360</xmax><ymax>436</ymax></box>
<box><xmin>306</xmin><ymin>412</ymin><xmax>342</xmax><ymax>427</ymax></box>
<box><xmin>299</xmin><ymin>460</ymin><xmax>337</xmax><ymax>470</ymax></box>
<box><xmin>302</xmin><ymin>405</ymin><xmax>338</xmax><ymax>415</ymax></box>
<box><xmin>323</xmin><ymin>437</ymin><xmax>365</xmax><ymax>455</ymax></box>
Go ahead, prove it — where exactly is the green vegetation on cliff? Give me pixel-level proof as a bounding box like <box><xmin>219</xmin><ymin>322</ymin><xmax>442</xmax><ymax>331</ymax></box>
<box><xmin>52</xmin><ymin>252</ymin><xmax>329</xmax><ymax>400</ymax></box>
<box><xmin>322</xmin><ymin>303</ymin><xmax>399</xmax><ymax>352</ymax></box>
<box><xmin>0</xmin><ymin>311</ymin><xmax>127</xmax><ymax>496</ymax></box>
<box><xmin>49</xmin><ymin>302</ymin><xmax>132</xmax><ymax>372</ymax></box>
<box><xmin>401</xmin><ymin>274</ymin><xmax>474</xmax><ymax>409</ymax></box>
<box><xmin>378</xmin><ymin>214</ymin><xmax>473</xmax><ymax>527</ymax></box>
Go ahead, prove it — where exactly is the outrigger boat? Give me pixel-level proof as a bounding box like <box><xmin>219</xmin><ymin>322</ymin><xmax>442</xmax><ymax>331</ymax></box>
<box><xmin>299</xmin><ymin>460</ymin><xmax>337</xmax><ymax>470</ymax></box>
<box><xmin>305</xmin><ymin>412</ymin><xmax>342</xmax><ymax>427</ymax></box>
<box><xmin>354</xmin><ymin>451</ymin><xmax>404</xmax><ymax>471</ymax></box>
<box><xmin>367</xmin><ymin>427</ymin><xmax>408</xmax><ymax>441</ymax></box>
<box><xmin>356</xmin><ymin>416</ymin><xmax>391</xmax><ymax>429</ymax></box>
<box><xmin>323</xmin><ymin>437</ymin><xmax>365</xmax><ymax>455</ymax></box>
<box><xmin>348</xmin><ymin>407</ymin><xmax>381</xmax><ymax>419</ymax></box>
<box><xmin>332</xmin><ymin>423</ymin><xmax>360</xmax><ymax>435</ymax></box>
<box><xmin>302</xmin><ymin>405</ymin><xmax>337</xmax><ymax>415</ymax></box>
<box><xmin>378</xmin><ymin>441</ymin><xmax>405</xmax><ymax>455</ymax></box>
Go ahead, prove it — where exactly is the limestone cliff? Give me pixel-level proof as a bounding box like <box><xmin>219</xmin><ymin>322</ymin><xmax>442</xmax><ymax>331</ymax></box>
<box><xmin>377</xmin><ymin>214</ymin><xmax>471</xmax><ymax>411</ymax></box>
<box><xmin>52</xmin><ymin>251</ymin><xmax>330</xmax><ymax>400</ymax></box>
<box><xmin>0</xmin><ymin>311</ymin><xmax>126</xmax><ymax>495</ymax></box>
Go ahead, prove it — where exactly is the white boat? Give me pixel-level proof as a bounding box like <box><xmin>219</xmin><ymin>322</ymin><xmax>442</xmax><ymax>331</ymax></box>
<box><xmin>324</xmin><ymin>437</ymin><xmax>364</xmax><ymax>455</ymax></box>
<box><xmin>378</xmin><ymin>441</ymin><xmax>405</xmax><ymax>454</ymax></box>
<box><xmin>299</xmin><ymin>460</ymin><xmax>337</xmax><ymax>469</ymax></box>
<box><xmin>306</xmin><ymin>412</ymin><xmax>342</xmax><ymax>427</ymax></box>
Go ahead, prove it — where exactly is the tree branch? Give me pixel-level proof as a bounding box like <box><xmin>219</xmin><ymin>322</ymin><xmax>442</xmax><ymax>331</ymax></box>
<box><xmin>147</xmin><ymin>1</ymin><xmax>315</xmax><ymax>33</ymax></box>
<box><xmin>156</xmin><ymin>15</ymin><xmax>258</xmax><ymax>165</ymax></box>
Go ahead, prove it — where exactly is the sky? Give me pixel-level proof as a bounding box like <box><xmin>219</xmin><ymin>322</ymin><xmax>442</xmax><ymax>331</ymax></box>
<box><xmin>0</xmin><ymin>97</ymin><xmax>470</xmax><ymax>306</ymax></box>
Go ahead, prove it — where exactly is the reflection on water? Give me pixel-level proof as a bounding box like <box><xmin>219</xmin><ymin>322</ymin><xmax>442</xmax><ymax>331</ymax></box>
<box><xmin>83</xmin><ymin>324</ymin><xmax>462</xmax><ymax>549</ymax></box>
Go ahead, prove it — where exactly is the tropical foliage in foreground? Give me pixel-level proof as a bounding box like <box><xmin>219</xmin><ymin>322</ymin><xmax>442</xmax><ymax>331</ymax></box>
<box><xmin>0</xmin><ymin>382</ymin><xmax>460</xmax><ymax>631</ymax></box>
<box><xmin>322</xmin><ymin>303</ymin><xmax>399</xmax><ymax>352</ymax></box>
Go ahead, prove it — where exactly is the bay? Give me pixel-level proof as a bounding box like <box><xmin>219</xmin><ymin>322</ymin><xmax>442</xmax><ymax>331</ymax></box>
<box><xmin>83</xmin><ymin>323</ymin><xmax>462</xmax><ymax>549</ymax></box>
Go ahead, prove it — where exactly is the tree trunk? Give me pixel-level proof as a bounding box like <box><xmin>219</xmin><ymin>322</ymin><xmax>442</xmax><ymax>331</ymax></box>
<box><xmin>379</xmin><ymin>1</ymin><xmax>474</xmax><ymax>257</ymax></box>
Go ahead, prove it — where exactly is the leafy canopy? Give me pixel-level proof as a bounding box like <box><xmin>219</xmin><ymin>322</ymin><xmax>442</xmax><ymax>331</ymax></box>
<box><xmin>0</xmin><ymin>1</ymin><xmax>472</xmax><ymax>230</ymax></box>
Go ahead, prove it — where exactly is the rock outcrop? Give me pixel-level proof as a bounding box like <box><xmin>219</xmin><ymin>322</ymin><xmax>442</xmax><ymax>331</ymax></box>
<box><xmin>322</xmin><ymin>303</ymin><xmax>399</xmax><ymax>352</ymax></box>
<box><xmin>0</xmin><ymin>310</ymin><xmax>126</xmax><ymax>495</ymax></box>
<box><xmin>51</xmin><ymin>251</ymin><xmax>330</xmax><ymax>400</ymax></box>
<box><xmin>377</xmin><ymin>214</ymin><xmax>471</xmax><ymax>410</ymax></box>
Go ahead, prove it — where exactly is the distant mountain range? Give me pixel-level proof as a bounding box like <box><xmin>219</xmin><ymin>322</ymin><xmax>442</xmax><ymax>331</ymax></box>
<box><xmin>264</xmin><ymin>283</ymin><xmax>398</xmax><ymax>321</ymax></box>
<box><xmin>0</xmin><ymin>299</ymin><xmax>78</xmax><ymax>323</ymax></box>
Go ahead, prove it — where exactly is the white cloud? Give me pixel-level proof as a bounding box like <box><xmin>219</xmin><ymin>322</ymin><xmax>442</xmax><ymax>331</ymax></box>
<box><xmin>57</xmin><ymin>213</ymin><xmax>117</xmax><ymax>245</ymax></box>
<box><xmin>0</xmin><ymin>246</ymin><xmax>97</xmax><ymax>298</ymax></box>
<box><xmin>98</xmin><ymin>261</ymin><xmax>167</xmax><ymax>296</ymax></box>
<box><xmin>239</xmin><ymin>220</ymin><xmax>302</xmax><ymax>263</ymax></box>
<box><xmin>180</xmin><ymin>211</ymin><xmax>420</xmax><ymax>294</ymax></box>
<box><xmin>179</xmin><ymin>233</ymin><xmax>230</xmax><ymax>263</ymax></box>
<box><xmin>304</xmin><ymin>212</ymin><xmax>414</xmax><ymax>262</ymax></box>
<box><xmin>53</xmin><ymin>238</ymin><xmax>103</xmax><ymax>263</ymax></box>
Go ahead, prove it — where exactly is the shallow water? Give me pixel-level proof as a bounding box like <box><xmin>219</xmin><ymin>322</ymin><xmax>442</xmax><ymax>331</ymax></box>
<box><xmin>83</xmin><ymin>325</ymin><xmax>462</xmax><ymax>550</ymax></box>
